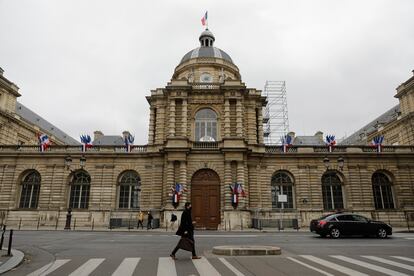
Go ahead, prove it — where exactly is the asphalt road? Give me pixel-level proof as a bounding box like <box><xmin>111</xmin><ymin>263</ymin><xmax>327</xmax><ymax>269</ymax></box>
<box><xmin>4</xmin><ymin>230</ymin><xmax>414</xmax><ymax>276</ymax></box>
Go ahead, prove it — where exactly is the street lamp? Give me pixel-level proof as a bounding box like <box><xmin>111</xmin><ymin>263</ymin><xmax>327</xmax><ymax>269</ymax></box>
<box><xmin>65</xmin><ymin>155</ymin><xmax>86</xmax><ymax>171</ymax></box>
<box><xmin>323</xmin><ymin>156</ymin><xmax>344</xmax><ymax>171</ymax></box>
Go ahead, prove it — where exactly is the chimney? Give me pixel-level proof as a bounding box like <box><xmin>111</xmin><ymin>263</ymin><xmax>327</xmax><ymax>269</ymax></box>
<box><xmin>122</xmin><ymin>131</ymin><xmax>131</xmax><ymax>140</ymax></box>
<box><xmin>314</xmin><ymin>131</ymin><xmax>323</xmax><ymax>141</ymax></box>
<box><xmin>94</xmin><ymin>130</ymin><xmax>104</xmax><ymax>141</ymax></box>
<box><xmin>287</xmin><ymin>131</ymin><xmax>295</xmax><ymax>138</ymax></box>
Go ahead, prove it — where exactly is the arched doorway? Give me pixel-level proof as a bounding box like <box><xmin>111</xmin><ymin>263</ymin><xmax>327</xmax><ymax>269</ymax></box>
<box><xmin>191</xmin><ymin>169</ymin><xmax>220</xmax><ymax>230</ymax></box>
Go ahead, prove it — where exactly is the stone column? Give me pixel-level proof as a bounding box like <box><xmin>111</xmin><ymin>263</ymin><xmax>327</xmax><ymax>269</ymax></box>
<box><xmin>224</xmin><ymin>99</ymin><xmax>230</xmax><ymax>137</ymax></box>
<box><xmin>169</xmin><ymin>99</ymin><xmax>175</xmax><ymax>137</ymax></box>
<box><xmin>237</xmin><ymin>161</ymin><xmax>245</xmax><ymax>208</ymax></box>
<box><xmin>182</xmin><ymin>99</ymin><xmax>188</xmax><ymax>138</ymax></box>
<box><xmin>148</xmin><ymin>107</ymin><xmax>155</xmax><ymax>145</ymax></box>
<box><xmin>224</xmin><ymin>161</ymin><xmax>232</xmax><ymax>209</ymax></box>
<box><xmin>180</xmin><ymin>161</ymin><xmax>188</xmax><ymax>208</ymax></box>
<box><xmin>257</xmin><ymin>106</ymin><xmax>264</xmax><ymax>144</ymax></box>
<box><xmin>236</xmin><ymin>99</ymin><xmax>243</xmax><ymax>137</ymax></box>
<box><xmin>165</xmin><ymin>161</ymin><xmax>174</xmax><ymax>208</ymax></box>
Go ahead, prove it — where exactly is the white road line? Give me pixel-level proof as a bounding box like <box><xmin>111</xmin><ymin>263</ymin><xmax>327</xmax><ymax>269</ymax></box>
<box><xmin>27</xmin><ymin>259</ymin><xmax>71</xmax><ymax>276</ymax></box>
<box><xmin>362</xmin><ymin>256</ymin><xmax>414</xmax><ymax>271</ymax></box>
<box><xmin>391</xmin><ymin>256</ymin><xmax>414</xmax><ymax>263</ymax></box>
<box><xmin>331</xmin><ymin>255</ymin><xmax>410</xmax><ymax>276</ymax></box>
<box><xmin>195</xmin><ymin>235</ymin><xmax>258</xmax><ymax>238</ymax></box>
<box><xmin>68</xmin><ymin>258</ymin><xmax>105</xmax><ymax>276</ymax></box>
<box><xmin>405</xmin><ymin>238</ymin><xmax>414</xmax><ymax>240</ymax></box>
<box><xmin>192</xmin><ymin>258</ymin><xmax>220</xmax><ymax>276</ymax></box>
<box><xmin>287</xmin><ymin>257</ymin><xmax>334</xmax><ymax>276</ymax></box>
<box><xmin>112</xmin><ymin>258</ymin><xmax>141</xmax><ymax>276</ymax></box>
<box><xmin>157</xmin><ymin>257</ymin><xmax>177</xmax><ymax>276</ymax></box>
<box><xmin>300</xmin><ymin>255</ymin><xmax>368</xmax><ymax>276</ymax></box>
<box><xmin>218</xmin><ymin>258</ymin><xmax>245</xmax><ymax>276</ymax></box>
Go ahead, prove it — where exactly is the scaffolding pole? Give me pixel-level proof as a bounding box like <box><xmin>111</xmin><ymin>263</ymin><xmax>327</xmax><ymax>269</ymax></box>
<box><xmin>263</xmin><ymin>81</ymin><xmax>289</xmax><ymax>145</ymax></box>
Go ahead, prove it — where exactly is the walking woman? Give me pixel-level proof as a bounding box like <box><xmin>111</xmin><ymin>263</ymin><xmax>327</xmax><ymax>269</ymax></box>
<box><xmin>170</xmin><ymin>202</ymin><xmax>201</xmax><ymax>259</ymax></box>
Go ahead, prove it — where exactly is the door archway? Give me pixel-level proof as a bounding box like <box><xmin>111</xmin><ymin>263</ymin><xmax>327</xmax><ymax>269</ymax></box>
<box><xmin>191</xmin><ymin>169</ymin><xmax>220</xmax><ymax>230</ymax></box>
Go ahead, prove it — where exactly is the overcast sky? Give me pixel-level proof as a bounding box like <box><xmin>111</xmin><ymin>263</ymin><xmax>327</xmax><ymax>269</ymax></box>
<box><xmin>1</xmin><ymin>0</ymin><xmax>413</xmax><ymax>144</ymax></box>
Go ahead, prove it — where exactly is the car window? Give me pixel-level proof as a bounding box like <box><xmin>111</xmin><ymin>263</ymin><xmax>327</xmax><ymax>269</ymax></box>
<box><xmin>352</xmin><ymin>215</ymin><xmax>368</xmax><ymax>222</ymax></box>
<box><xmin>336</xmin><ymin>215</ymin><xmax>354</xmax><ymax>221</ymax></box>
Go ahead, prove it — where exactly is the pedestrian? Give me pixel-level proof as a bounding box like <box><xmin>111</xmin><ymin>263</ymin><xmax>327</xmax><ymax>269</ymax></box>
<box><xmin>147</xmin><ymin>211</ymin><xmax>153</xmax><ymax>230</ymax></box>
<box><xmin>170</xmin><ymin>202</ymin><xmax>201</xmax><ymax>260</ymax></box>
<box><xmin>170</xmin><ymin>213</ymin><xmax>177</xmax><ymax>230</ymax></box>
<box><xmin>137</xmin><ymin>210</ymin><xmax>144</xmax><ymax>229</ymax></box>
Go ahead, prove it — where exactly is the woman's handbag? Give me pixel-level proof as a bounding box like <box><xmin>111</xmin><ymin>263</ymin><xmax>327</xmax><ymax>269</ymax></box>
<box><xmin>177</xmin><ymin>237</ymin><xmax>194</xmax><ymax>252</ymax></box>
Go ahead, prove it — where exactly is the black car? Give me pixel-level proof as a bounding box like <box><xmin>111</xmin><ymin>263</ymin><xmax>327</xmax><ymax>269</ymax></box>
<box><xmin>310</xmin><ymin>213</ymin><xmax>392</xmax><ymax>238</ymax></box>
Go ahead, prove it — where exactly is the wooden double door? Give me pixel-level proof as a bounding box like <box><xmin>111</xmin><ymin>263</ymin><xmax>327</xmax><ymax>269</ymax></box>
<box><xmin>191</xmin><ymin>169</ymin><xmax>220</xmax><ymax>230</ymax></box>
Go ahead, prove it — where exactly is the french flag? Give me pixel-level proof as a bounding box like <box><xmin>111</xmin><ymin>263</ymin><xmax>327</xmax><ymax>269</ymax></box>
<box><xmin>38</xmin><ymin>133</ymin><xmax>50</xmax><ymax>152</ymax></box>
<box><xmin>201</xmin><ymin>11</ymin><xmax>208</xmax><ymax>26</ymax></box>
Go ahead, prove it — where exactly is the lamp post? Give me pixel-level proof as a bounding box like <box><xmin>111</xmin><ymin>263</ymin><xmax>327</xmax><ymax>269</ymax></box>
<box><xmin>65</xmin><ymin>155</ymin><xmax>86</xmax><ymax>171</ymax></box>
<box><xmin>323</xmin><ymin>156</ymin><xmax>344</xmax><ymax>171</ymax></box>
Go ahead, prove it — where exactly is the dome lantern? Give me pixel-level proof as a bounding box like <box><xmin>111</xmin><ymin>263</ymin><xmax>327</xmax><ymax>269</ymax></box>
<box><xmin>199</xmin><ymin>29</ymin><xmax>215</xmax><ymax>47</ymax></box>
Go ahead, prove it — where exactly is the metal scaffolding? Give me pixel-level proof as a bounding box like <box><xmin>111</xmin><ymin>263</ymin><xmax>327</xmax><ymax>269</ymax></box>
<box><xmin>263</xmin><ymin>81</ymin><xmax>289</xmax><ymax>145</ymax></box>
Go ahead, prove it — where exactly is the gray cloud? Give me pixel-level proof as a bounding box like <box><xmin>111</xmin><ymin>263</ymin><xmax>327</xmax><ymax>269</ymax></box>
<box><xmin>1</xmin><ymin>0</ymin><xmax>413</xmax><ymax>143</ymax></box>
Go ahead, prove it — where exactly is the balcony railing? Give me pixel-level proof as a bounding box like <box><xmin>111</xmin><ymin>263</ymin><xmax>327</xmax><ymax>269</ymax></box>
<box><xmin>0</xmin><ymin>145</ymin><xmax>148</xmax><ymax>153</ymax></box>
<box><xmin>191</xmin><ymin>82</ymin><xmax>221</xmax><ymax>90</ymax></box>
<box><xmin>192</xmin><ymin>141</ymin><xmax>219</xmax><ymax>149</ymax></box>
<box><xmin>265</xmin><ymin>146</ymin><xmax>298</xmax><ymax>153</ymax></box>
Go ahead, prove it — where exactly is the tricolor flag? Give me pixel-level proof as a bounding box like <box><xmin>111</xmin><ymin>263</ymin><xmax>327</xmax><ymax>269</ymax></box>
<box><xmin>281</xmin><ymin>135</ymin><xmax>293</xmax><ymax>153</ymax></box>
<box><xmin>124</xmin><ymin>134</ymin><xmax>135</xmax><ymax>153</ymax></box>
<box><xmin>38</xmin><ymin>133</ymin><xmax>50</xmax><ymax>152</ymax></box>
<box><xmin>325</xmin><ymin>135</ymin><xmax>336</xmax><ymax>153</ymax></box>
<box><xmin>171</xmin><ymin>183</ymin><xmax>187</xmax><ymax>208</ymax></box>
<box><xmin>229</xmin><ymin>183</ymin><xmax>246</xmax><ymax>208</ymax></box>
<box><xmin>201</xmin><ymin>11</ymin><xmax>208</xmax><ymax>27</ymax></box>
<box><xmin>80</xmin><ymin>134</ymin><xmax>93</xmax><ymax>152</ymax></box>
<box><xmin>371</xmin><ymin>135</ymin><xmax>384</xmax><ymax>153</ymax></box>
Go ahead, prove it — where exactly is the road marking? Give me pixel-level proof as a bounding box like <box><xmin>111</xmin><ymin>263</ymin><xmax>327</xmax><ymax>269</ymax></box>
<box><xmin>192</xmin><ymin>258</ymin><xmax>220</xmax><ymax>276</ymax></box>
<box><xmin>27</xmin><ymin>259</ymin><xmax>71</xmax><ymax>276</ymax></box>
<box><xmin>287</xmin><ymin>257</ymin><xmax>334</xmax><ymax>276</ymax></box>
<box><xmin>195</xmin><ymin>235</ymin><xmax>258</xmax><ymax>238</ymax></box>
<box><xmin>68</xmin><ymin>258</ymin><xmax>105</xmax><ymax>276</ymax></box>
<box><xmin>361</xmin><ymin>256</ymin><xmax>414</xmax><ymax>271</ymax></box>
<box><xmin>300</xmin><ymin>255</ymin><xmax>368</xmax><ymax>276</ymax></box>
<box><xmin>391</xmin><ymin>256</ymin><xmax>414</xmax><ymax>263</ymax></box>
<box><xmin>331</xmin><ymin>255</ymin><xmax>409</xmax><ymax>276</ymax></box>
<box><xmin>405</xmin><ymin>238</ymin><xmax>414</xmax><ymax>240</ymax></box>
<box><xmin>218</xmin><ymin>258</ymin><xmax>245</xmax><ymax>276</ymax></box>
<box><xmin>112</xmin><ymin>258</ymin><xmax>141</xmax><ymax>276</ymax></box>
<box><xmin>157</xmin><ymin>257</ymin><xmax>177</xmax><ymax>276</ymax></box>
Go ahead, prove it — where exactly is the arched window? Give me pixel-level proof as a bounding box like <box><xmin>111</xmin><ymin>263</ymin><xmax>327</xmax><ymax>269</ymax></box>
<box><xmin>69</xmin><ymin>170</ymin><xmax>90</xmax><ymax>209</ymax></box>
<box><xmin>19</xmin><ymin>171</ymin><xmax>41</xmax><ymax>208</ymax></box>
<box><xmin>372</xmin><ymin>172</ymin><xmax>394</xmax><ymax>209</ymax></box>
<box><xmin>118</xmin><ymin>171</ymin><xmax>141</xmax><ymax>209</ymax></box>
<box><xmin>195</xmin><ymin>109</ymin><xmax>217</xmax><ymax>141</ymax></box>
<box><xmin>321</xmin><ymin>171</ymin><xmax>344</xmax><ymax>210</ymax></box>
<box><xmin>271</xmin><ymin>172</ymin><xmax>294</xmax><ymax>209</ymax></box>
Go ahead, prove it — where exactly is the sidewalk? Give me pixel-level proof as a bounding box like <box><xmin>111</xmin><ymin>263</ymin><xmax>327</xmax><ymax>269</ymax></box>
<box><xmin>0</xmin><ymin>248</ymin><xmax>24</xmax><ymax>274</ymax></box>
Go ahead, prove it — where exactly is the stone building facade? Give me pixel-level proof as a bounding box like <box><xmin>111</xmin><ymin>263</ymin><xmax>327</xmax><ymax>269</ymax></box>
<box><xmin>0</xmin><ymin>30</ymin><xmax>414</xmax><ymax>230</ymax></box>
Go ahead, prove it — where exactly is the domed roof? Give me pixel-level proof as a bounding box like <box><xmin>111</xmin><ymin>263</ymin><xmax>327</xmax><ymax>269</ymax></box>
<box><xmin>179</xmin><ymin>29</ymin><xmax>234</xmax><ymax>65</ymax></box>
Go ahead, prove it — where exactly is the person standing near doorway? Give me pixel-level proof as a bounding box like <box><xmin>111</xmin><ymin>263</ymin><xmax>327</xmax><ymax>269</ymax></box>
<box><xmin>147</xmin><ymin>211</ymin><xmax>153</xmax><ymax>230</ymax></box>
<box><xmin>170</xmin><ymin>202</ymin><xmax>201</xmax><ymax>259</ymax></box>
<box><xmin>170</xmin><ymin>213</ymin><xmax>177</xmax><ymax>230</ymax></box>
<box><xmin>137</xmin><ymin>211</ymin><xmax>144</xmax><ymax>229</ymax></box>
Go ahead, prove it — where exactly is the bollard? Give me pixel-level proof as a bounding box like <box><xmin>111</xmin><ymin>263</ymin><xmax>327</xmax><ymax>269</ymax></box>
<box><xmin>229</xmin><ymin>220</ymin><xmax>231</xmax><ymax>231</ymax></box>
<box><xmin>91</xmin><ymin>218</ymin><xmax>94</xmax><ymax>231</ymax></box>
<box><xmin>73</xmin><ymin>218</ymin><xmax>76</xmax><ymax>230</ymax></box>
<box><xmin>224</xmin><ymin>220</ymin><xmax>227</xmax><ymax>231</ymax></box>
<box><xmin>18</xmin><ymin>218</ymin><xmax>22</xmax><ymax>230</ymax></box>
<box><xmin>0</xmin><ymin>225</ymin><xmax>6</xmax><ymax>249</ymax></box>
<box><xmin>37</xmin><ymin>217</ymin><xmax>40</xmax><ymax>230</ymax></box>
<box><xmin>241</xmin><ymin>218</ymin><xmax>243</xmax><ymax>231</ymax></box>
<box><xmin>7</xmin><ymin>229</ymin><xmax>13</xmax><ymax>256</ymax></box>
<box><xmin>55</xmin><ymin>217</ymin><xmax>59</xmax><ymax>230</ymax></box>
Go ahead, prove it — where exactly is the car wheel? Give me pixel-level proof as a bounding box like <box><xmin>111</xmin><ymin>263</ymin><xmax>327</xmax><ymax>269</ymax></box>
<box><xmin>377</xmin><ymin>228</ymin><xmax>387</xmax><ymax>239</ymax></box>
<box><xmin>330</xmin><ymin>228</ymin><xmax>341</xmax><ymax>239</ymax></box>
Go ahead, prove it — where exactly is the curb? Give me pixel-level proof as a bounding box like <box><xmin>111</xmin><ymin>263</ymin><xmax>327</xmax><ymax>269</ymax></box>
<box><xmin>0</xmin><ymin>248</ymin><xmax>24</xmax><ymax>275</ymax></box>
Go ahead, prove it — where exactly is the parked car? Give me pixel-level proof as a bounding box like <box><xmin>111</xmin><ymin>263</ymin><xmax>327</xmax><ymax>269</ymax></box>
<box><xmin>310</xmin><ymin>213</ymin><xmax>392</xmax><ymax>238</ymax></box>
